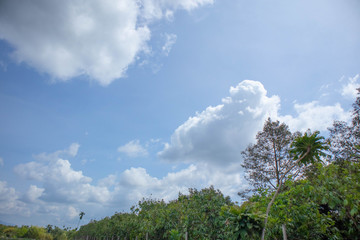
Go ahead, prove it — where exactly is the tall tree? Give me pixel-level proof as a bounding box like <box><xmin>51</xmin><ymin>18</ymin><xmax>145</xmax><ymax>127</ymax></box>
<box><xmin>261</xmin><ymin>130</ymin><xmax>328</xmax><ymax>240</ymax></box>
<box><xmin>77</xmin><ymin>212</ymin><xmax>85</xmax><ymax>230</ymax></box>
<box><xmin>241</xmin><ymin>118</ymin><xmax>300</xmax><ymax>192</ymax></box>
<box><xmin>329</xmin><ymin>88</ymin><xmax>360</xmax><ymax>163</ymax></box>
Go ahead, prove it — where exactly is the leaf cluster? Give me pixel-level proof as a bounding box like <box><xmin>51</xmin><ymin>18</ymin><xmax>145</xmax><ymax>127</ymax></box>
<box><xmin>290</xmin><ymin>130</ymin><xmax>328</xmax><ymax>166</ymax></box>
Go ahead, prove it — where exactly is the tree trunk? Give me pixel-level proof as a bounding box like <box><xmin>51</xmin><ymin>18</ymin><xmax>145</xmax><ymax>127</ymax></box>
<box><xmin>261</xmin><ymin>147</ymin><xmax>310</xmax><ymax>240</ymax></box>
<box><xmin>261</xmin><ymin>180</ymin><xmax>283</xmax><ymax>240</ymax></box>
<box><xmin>282</xmin><ymin>224</ymin><xmax>288</xmax><ymax>240</ymax></box>
<box><xmin>273</xmin><ymin>141</ymin><xmax>280</xmax><ymax>187</ymax></box>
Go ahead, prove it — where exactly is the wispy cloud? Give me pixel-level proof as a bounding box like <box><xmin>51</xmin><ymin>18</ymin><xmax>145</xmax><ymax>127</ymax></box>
<box><xmin>341</xmin><ymin>74</ymin><xmax>360</xmax><ymax>99</ymax></box>
<box><xmin>33</xmin><ymin>143</ymin><xmax>80</xmax><ymax>161</ymax></box>
<box><xmin>0</xmin><ymin>61</ymin><xmax>7</xmax><ymax>72</ymax></box>
<box><xmin>118</xmin><ymin>140</ymin><xmax>148</xmax><ymax>158</ymax></box>
<box><xmin>162</xmin><ymin>33</ymin><xmax>177</xmax><ymax>56</ymax></box>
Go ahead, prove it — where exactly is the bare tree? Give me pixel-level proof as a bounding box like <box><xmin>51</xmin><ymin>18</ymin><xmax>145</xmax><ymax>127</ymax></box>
<box><xmin>241</xmin><ymin>118</ymin><xmax>301</xmax><ymax>193</ymax></box>
<box><xmin>328</xmin><ymin>88</ymin><xmax>360</xmax><ymax>163</ymax></box>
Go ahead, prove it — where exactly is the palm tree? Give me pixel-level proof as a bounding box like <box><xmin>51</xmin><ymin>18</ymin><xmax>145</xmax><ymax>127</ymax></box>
<box><xmin>261</xmin><ymin>131</ymin><xmax>328</xmax><ymax>240</ymax></box>
<box><xmin>76</xmin><ymin>211</ymin><xmax>85</xmax><ymax>230</ymax></box>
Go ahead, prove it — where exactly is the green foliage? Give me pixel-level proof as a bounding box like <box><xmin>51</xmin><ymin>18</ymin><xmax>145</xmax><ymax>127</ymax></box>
<box><xmin>75</xmin><ymin>186</ymin><xmax>233</xmax><ymax>240</ymax></box>
<box><xmin>221</xmin><ymin>203</ymin><xmax>264</xmax><ymax>239</ymax></box>
<box><xmin>16</xmin><ymin>226</ymin><xmax>29</xmax><ymax>238</ymax></box>
<box><xmin>259</xmin><ymin>130</ymin><xmax>329</xmax><ymax>240</ymax></box>
<box><xmin>46</xmin><ymin>225</ymin><xmax>68</xmax><ymax>240</ymax></box>
<box><xmin>290</xmin><ymin>130</ymin><xmax>328</xmax><ymax>165</ymax></box>
<box><xmin>311</xmin><ymin>161</ymin><xmax>360</xmax><ymax>238</ymax></box>
<box><xmin>242</xmin><ymin>161</ymin><xmax>360</xmax><ymax>239</ymax></box>
<box><xmin>0</xmin><ymin>224</ymin><xmax>71</xmax><ymax>240</ymax></box>
<box><xmin>169</xmin><ymin>229</ymin><xmax>181</xmax><ymax>240</ymax></box>
<box><xmin>24</xmin><ymin>226</ymin><xmax>53</xmax><ymax>240</ymax></box>
<box><xmin>2</xmin><ymin>226</ymin><xmax>18</xmax><ymax>238</ymax></box>
<box><xmin>0</xmin><ymin>224</ymin><xmax>31</xmax><ymax>239</ymax></box>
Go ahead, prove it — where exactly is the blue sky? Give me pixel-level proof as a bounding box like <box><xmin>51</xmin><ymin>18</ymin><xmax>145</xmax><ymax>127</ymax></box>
<box><xmin>0</xmin><ymin>0</ymin><xmax>359</xmax><ymax>227</ymax></box>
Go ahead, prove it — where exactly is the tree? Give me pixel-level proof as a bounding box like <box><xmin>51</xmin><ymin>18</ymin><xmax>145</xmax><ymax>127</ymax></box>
<box><xmin>261</xmin><ymin>130</ymin><xmax>328</xmax><ymax>240</ymax></box>
<box><xmin>24</xmin><ymin>226</ymin><xmax>53</xmax><ymax>240</ymax></box>
<box><xmin>241</xmin><ymin>118</ymin><xmax>300</xmax><ymax>193</ymax></box>
<box><xmin>76</xmin><ymin>211</ymin><xmax>85</xmax><ymax>230</ymax></box>
<box><xmin>329</xmin><ymin>89</ymin><xmax>360</xmax><ymax>163</ymax></box>
<box><xmin>234</xmin><ymin>160</ymin><xmax>360</xmax><ymax>239</ymax></box>
<box><xmin>221</xmin><ymin>202</ymin><xmax>264</xmax><ymax>239</ymax></box>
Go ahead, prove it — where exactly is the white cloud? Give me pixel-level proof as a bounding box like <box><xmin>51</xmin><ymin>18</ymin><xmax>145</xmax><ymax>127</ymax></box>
<box><xmin>162</xmin><ymin>33</ymin><xmax>177</xmax><ymax>56</ymax></box>
<box><xmin>117</xmin><ymin>167</ymin><xmax>162</xmax><ymax>202</ymax></box>
<box><xmin>15</xmin><ymin>158</ymin><xmax>111</xmax><ymax>204</ymax></box>
<box><xmin>341</xmin><ymin>74</ymin><xmax>360</xmax><ymax>99</ymax></box>
<box><xmin>0</xmin><ymin>181</ymin><xmax>28</xmax><ymax>216</ymax></box>
<box><xmin>158</xmin><ymin>80</ymin><xmax>351</xmax><ymax>166</ymax></box>
<box><xmin>14</xmin><ymin>144</ymin><xmax>111</xmax><ymax>205</ymax></box>
<box><xmin>67</xmin><ymin>206</ymin><xmax>79</xmax><ymax>219</ymax></box>
<box><xmin>118</xmin><ymin>140</ymin><xmax>148</xmax><ymax>158</ymax></box>
<box><xmin>67</xmin><ymin>143</ymin><xmax>80</xmax><ymax>157</ymax></box>
<box><xmin>33</xmin><ymin>142</ymin><xmax>80</xmax><ymax>162</ymax></box>
<box><xmin>24</xmin><ymin>185</ymin><xmax>45</xmax><ymax>203</ymax></box>
<box><xmin>0</xmin><ymin>0</ymin><xmax>213</xmax><ymax>85</ymax></box>
<box><xmin>279</xmin><ymin>101</ymin><xmax>351</xmax><ymax>132</ymax></box>
<box><xmin>0</xmin><ymin>181</ymin><xmax>17</xmax><ymax>204</ymax></box>
<box><xmin>5</xmin><ymin>142</ymin><xmax>246</xmax><ymax>226</ymax></box>
<box><xmin>139</xmin><ymin>0</ymin><xmax>213</xmax><ymax>20</ymax></box>
<box><xmin>164</xmin><ymin>10</ymin><xmax>174</xmax><ymax>21</ymax></box>
<box><xmin>0</xmin><ymin>157</ymin><xmax>3</xmax><ymax>166</ymax></box>
<box><xmin>115</xmin><ymin>162</ymin><xmax>246</xmax><ymax>205</ymax></box>
<box><xmin>158</xmin><ymin>80</ymin><xmax>280</xmax><ymax>164</ymax></box>
<box><xmin>98</xmin><ymin>174</ymin><xmax>117</xmax><ymax>188</ymax></box>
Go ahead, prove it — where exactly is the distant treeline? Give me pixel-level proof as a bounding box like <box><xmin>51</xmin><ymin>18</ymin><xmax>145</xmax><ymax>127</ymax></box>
<box><xmin>0</xmin><ymin>224</ymin><xmax>75</xmax><ymax>240</ymax></box>
<box><xmin>76</xmin><ymin>186</ymin><xmax>233</xmax><ymax>240</ymax></box>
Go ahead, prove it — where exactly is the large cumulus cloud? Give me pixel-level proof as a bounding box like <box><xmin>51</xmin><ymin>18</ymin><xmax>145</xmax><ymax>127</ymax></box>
<box><xmin>0</xmin><ymin>0</ymin><xmax>213</xmax><ymax>85</ymax></box>
<box><xmin>158</xmin><ymin>80</ymin><xmax>280</xmax><ymax>164</ymax></box>
<box><xmin>158</xmin><ymin>80</ymin><xmax>351</xmax><ymax>165</ymax></box>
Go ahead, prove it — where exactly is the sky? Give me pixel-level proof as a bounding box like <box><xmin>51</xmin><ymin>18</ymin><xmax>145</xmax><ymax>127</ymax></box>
<box><xmin>0</xmin><ymin>0</ymin><xmax>359</xmax><ymax>228</ymax></box>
